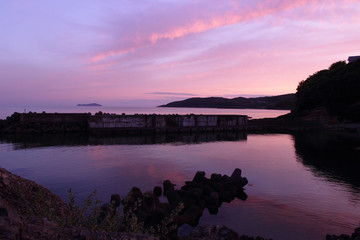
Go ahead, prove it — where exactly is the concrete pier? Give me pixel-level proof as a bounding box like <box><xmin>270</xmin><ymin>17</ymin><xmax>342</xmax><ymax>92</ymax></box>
<box><xmin>88</xmin><ymin>114</ymin><xmax>248</xmax><ymax>133</ymax></box>
<box><xmin>14</xmin><ymin>112</ymin><xmax>248</xmax><ymax>134</ymax></box>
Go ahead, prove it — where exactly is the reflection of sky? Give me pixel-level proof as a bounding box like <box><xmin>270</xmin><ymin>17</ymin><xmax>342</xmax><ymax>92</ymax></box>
<box><xmin>0</xmin><ymin>134</ymin><xmax>359</xmax><ymax>240</ymax></box>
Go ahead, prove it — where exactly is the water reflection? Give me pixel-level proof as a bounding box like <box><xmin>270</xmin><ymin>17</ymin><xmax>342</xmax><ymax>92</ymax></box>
<box><xmin>294</xmin><ymin>131</ymin><xmax>360</xmax><ymax>191</ymax></box>
<box><xmin>0</xmin><ymin>131</ymin><xmax>359</xmax><ymax>240</ymax></box>
<box><xmin>0</xmin><ymin>132</ymin><xmax>247</xmax><ymax>150</ymax></box>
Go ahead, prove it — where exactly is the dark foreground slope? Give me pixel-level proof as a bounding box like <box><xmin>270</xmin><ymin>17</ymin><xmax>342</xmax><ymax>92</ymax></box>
<box><xmin>0</xmin><ymin>167</ymin><xmax>150</xmax><ymax>240</ymax></box>
<box><xmin>159</xmin><ymin>94</ymin><xmax>295</xmax><ymax>110</ymax></box>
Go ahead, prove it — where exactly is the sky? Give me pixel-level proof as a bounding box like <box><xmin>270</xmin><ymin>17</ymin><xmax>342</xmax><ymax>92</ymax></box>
<box><xmin>0</xmin><ymin>0</ymin><xmax>359</xmax><ymax>107</ymax></box>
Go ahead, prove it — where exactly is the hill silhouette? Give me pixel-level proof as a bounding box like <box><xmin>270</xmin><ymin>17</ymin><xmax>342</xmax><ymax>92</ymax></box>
<box><xmin>159</xmin><ymin>94</ymin><xmax>295</xmax><ymax>110</ymax></box>
<box><xmin>292</xmin><ymin>59</ymin><xmax>360</xmax><ymax>122</ymax></box>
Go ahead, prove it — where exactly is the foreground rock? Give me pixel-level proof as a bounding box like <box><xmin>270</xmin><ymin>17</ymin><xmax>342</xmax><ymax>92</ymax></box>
<box><xmin>120</xmin><ymin>169</ymin><xmax>249</xmax><ymax>239</ymax></box>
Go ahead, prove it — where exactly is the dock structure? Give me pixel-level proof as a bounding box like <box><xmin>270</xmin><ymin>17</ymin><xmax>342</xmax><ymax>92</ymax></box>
<box><xmin>88</xmin><ymin>114</ymin><xmax>248</xmax><ymax>133</ymax></box>
<box><xmin>17</xmin><ymin>113</ymin><xmax>248</xmax><ymax>134</ymax></box>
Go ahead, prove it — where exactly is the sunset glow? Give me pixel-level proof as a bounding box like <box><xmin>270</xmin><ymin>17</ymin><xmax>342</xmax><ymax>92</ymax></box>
<box><xmin>1</xmin><ymin>0</ymin><xmax>359</xmax><ymax>106</ymax></box>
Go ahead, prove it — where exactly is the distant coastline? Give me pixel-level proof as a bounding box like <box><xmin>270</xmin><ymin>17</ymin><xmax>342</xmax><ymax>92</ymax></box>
<box><xmin>159</xmin><ymin>93</ymin><xmax>295</xmax><ymax>110</ymax></box>
<box><xmin>76</xmin><ymin>103</ymin><xmax>102</xmax><ymax>107</ymax></box>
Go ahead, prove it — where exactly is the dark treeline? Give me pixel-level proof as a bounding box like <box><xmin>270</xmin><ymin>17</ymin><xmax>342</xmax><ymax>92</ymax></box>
<box><xmin>292</xmin><ymin>59</ymin><xmax>360</xmax><ymax>122</ymax></box>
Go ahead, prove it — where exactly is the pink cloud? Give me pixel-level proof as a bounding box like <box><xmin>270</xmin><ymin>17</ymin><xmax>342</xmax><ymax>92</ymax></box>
<box><xmin>2</xmin><ymin>0</ymin><xmax>359</xmax><ymax>106</ymax></box>
<box><xmin>88</xmin><ymin>0</ymin><xmax>345</xmax><ymax>65</ymax></box>
<box><xmin>89</xmin><ymin>48</ymin><xmax>135</xmax><ymax>63</ymax></box>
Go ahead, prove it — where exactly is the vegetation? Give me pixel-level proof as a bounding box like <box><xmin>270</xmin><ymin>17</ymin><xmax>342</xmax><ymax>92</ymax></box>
<box><xmin>66</xmin><ymin>189</ymin><xmax>183</xmax><ymax>239</ymax></box>
<box><xmin>67</xmin><ymin>189</ymin><xmax>122</xmax><ymax>232</ymax></box>
<box><xmin>292</xmin><ymin>59</ymin><xmax>360</xmax><ymax>121</ymax></box>
<box><xmin>121</xmin><ymin>190</ymin><xmax>184</xmax><ymax>238</ymax></box>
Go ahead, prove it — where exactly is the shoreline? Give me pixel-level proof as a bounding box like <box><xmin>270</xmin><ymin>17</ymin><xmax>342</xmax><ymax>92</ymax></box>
<box><xmin>0</xmin><ymin>166</ymin><xmax>269</xmax><ymax>240</ymax></box>
<box><xmin>1</xmin><ymin>111</ymin><xmax>359</xmax><ymax>135</ymax></box>
<box><xmin>1</xmin><ymin>166</ymin><xmax>359</xmax><ymax>240</ymax></box>
<box><xmin>248</xmin><ymin>114</ymin><xmax>360</xmax><ymax>134</ymax></box>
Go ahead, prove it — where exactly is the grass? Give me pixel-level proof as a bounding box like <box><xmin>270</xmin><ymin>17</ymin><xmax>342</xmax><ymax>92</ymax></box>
<box><xmin>66</xmin><ymin>189</ymin><xmax>183</xmax><ymax>238</ymax></box>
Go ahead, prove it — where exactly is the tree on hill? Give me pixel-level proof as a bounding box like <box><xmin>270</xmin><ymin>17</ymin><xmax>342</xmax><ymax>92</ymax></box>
<box><xmin>292</xmin><ymin>59</ymin><xmax>360</xmax><ymax>121</ymax></box>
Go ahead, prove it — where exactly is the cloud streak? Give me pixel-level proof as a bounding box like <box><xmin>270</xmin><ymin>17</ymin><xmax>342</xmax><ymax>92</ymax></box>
<box><xmin>88</xmin><ymin>0</ymin><xmax>343</xmax><ymax>64</ymax></box>
<box><xmin>145</xmin><ymin>92</ymin><xmax>198</xmax><ymax>96</ymax></box>
<box><xmin>1</xmin><ymin>0</ymin><xmax>360</xmax><ymax>106</ymax></box>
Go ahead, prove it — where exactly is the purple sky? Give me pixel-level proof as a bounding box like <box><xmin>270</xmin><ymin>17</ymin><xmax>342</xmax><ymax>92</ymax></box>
<box><xmin>1</xmin><ymin>0</ymin><xmax>359</xmax><ymax>107</ymax></box>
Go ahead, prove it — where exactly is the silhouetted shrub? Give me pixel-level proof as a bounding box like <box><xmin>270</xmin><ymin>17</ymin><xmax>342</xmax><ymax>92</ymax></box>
<box><xmin>292</xmin><ymin>59</ymin><xmax>360</xmax><ymax>121</ymax></box>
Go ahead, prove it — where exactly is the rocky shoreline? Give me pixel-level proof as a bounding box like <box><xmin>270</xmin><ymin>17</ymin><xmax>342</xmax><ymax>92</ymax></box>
<box><xmin>0</xmin><ymin>166</ymin><xmax>151</xmax><ymax>240</ymax></box>
<box><xmin>0</xmin><ymin>166</ymin><xmax>270</xmax><ymax>240</ymax></box>
<box><xmin>1</xmin><ymin>167</ymin><xmax>360</xmax><ymax>239</ymax></box>
<box><xmin>1</xmin><ymin>166</ymin><xmax>360</xmax><ymax>240</ymax></box>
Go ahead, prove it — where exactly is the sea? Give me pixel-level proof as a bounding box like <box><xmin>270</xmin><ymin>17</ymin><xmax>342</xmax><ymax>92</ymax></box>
<box><xmin>0</xmin><ymin>106</ymin><xmax>359</xmax><ymax>240</ymax></box>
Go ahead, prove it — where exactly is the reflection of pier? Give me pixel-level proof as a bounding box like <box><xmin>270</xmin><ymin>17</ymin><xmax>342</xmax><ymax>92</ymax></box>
<box><xmin>0</xmin><ymin>131</ymin><xmax>247</xmax><ymax>150</ymax></box>
<box><xmin>88</xmin><ymin>131</ymin><xmax>247</xmax><ymax>145</ymax></box>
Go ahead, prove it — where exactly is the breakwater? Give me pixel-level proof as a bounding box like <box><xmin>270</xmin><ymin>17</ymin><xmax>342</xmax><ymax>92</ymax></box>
<box><xmin>89</xmin><ymin>113</ymin><xmax>247</xmax><ymax>134</ymax></box>
<box><xmin>0</xmin><ymin>112</ymin><xmax>248</xmax><ymax>134</ymax></box>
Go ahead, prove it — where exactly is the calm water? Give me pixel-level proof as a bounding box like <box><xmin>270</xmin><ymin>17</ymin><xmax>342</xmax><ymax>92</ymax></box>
<box><xmin>0</xmin><ymin>106</ymin><xmax>289</xmax><ymax>120</ymax></box>
<box><xmin>0</xmin><ymin>131</ymin><xmax>359</xmax><ymax>240</ymax></box>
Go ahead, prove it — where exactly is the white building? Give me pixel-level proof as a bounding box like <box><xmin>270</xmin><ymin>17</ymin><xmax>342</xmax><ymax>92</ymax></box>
<box><xmin>348</xmin><ymin>56</ymin><xmax>360</xmax><ymax>63</ymax></box>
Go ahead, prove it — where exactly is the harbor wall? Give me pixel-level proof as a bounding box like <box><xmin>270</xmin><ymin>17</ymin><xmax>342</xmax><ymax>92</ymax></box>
<box><xmin>20</xmin><ymin>113</ymin><xmax>89</xmax><ymax>123</ymax></box>
<box><xmin>7</xmin><ymin>113</ymin><xmax>247</xmax><ymax>134</ymax></box>
<box><xmin>88</xmin><ymin>114</ymin><xmax>247</xmax><ymax>133</ymax></box>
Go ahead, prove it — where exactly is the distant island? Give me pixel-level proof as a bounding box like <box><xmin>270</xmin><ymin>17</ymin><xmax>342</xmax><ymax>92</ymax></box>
<box><xmin>76</xmin><ymin>103</ymin><xmax>102</xmax><ymax>107</ymax></box>
<box><xmin>159</xmin><ymin>93</ymin><xmax>296</xmax><ymax>110</ymax></box>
